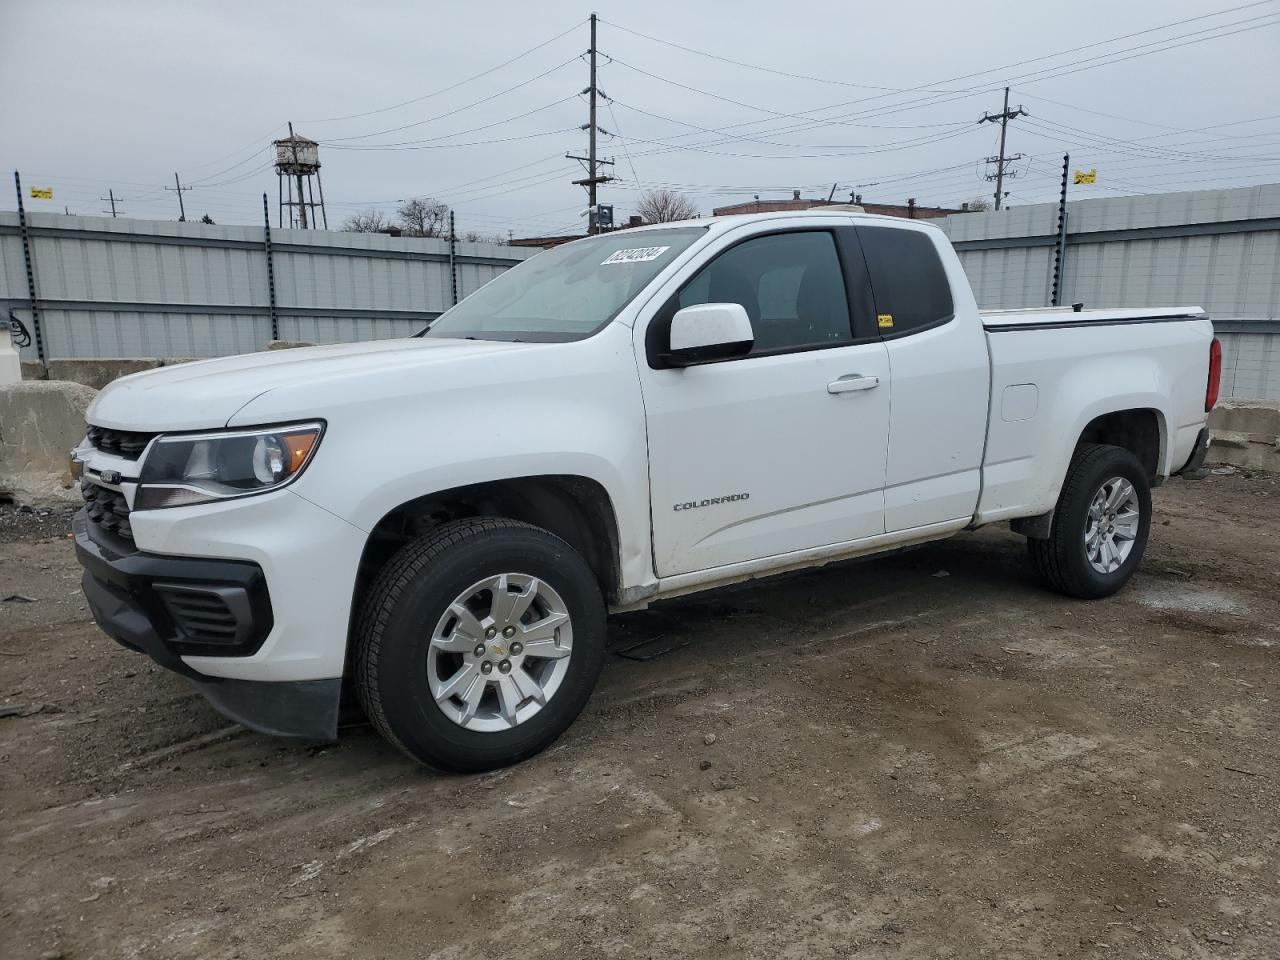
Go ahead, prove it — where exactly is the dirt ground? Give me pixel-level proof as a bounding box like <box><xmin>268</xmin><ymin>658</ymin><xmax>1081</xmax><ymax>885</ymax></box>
<box><xmin>2</xmin><ymin>472</ymin><xmax>1278</xmax><ymax>960</ymax></box>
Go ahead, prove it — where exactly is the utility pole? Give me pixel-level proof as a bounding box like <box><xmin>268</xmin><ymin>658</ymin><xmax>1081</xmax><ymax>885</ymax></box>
<box><xmin>979</xmin><ymin>87</ymin><xmax>1028</xmax><ymax>211</ymax></box>
<box><xmin>166</xmin><ymin>172</ymin><xmax>192</xmax><ymax>221</ymax></box>
<box><xmin>567</xmin><ymin>13</ymin><xmax>613</xmax><ymax>234</ymax></box>
<box><xmin>99</xmin><ymin>189</ymin><xmax>122</xmax><ymax>217</ymax></box>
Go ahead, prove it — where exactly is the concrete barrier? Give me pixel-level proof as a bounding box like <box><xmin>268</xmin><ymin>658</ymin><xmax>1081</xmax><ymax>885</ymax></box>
<box><xmin>0</xmin><ymin>380</ymin><xmax>97</xmax><ymax>506</ymax></box>
<box><xmin>20</xmin><ymin>358</ymin><xmax>199</xmax><ymax>389</ymax></box>
<box><xmin>46</xmin><ymin>359</ymin><xmax>165</xmax><ymax>390</ymax></box>
<box><xmin>1209</xmin><ymin>400</ymin><xmax>1280</xmax><ymax>472</ymax></box>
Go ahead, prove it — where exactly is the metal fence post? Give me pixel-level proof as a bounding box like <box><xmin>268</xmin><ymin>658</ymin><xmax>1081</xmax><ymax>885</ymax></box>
<box><xmin>448</xmin><ymin>210</ymin><xmax>458</xmax><ymax>306</ymax></box>
<box><xmin>1051</xmin><ymin>153</ymin><xmax>1070</xmax><ymax>307</ymax></box>
<box><xmin>13</xmin><ymin>171</ymin><xmax>45</xmax><ymax>365</ymax></box>
<box><xmin>262</xmin><ymin>193</ymin><xmax>279</xmax><ymax>343</ymax></box>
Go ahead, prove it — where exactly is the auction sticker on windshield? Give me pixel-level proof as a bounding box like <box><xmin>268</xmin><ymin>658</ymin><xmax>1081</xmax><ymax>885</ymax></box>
<box><xmin>601</xmin><ymin>246</ymin><xmax>671</xmax><ymax>265</ymax></box>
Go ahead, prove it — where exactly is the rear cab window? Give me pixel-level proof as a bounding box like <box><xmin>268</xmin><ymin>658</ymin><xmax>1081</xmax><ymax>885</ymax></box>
<box><xmin>855</xmin><ymin>226</ymin><xmax>955</xmax><ymax>337</ymax></box>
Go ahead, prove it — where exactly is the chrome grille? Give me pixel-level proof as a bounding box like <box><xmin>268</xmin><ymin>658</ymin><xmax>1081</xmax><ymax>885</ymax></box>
<box><xmin>86</xmin><ymin>424</ymin><xmax>155</xmax><ymax>459</ymax></box>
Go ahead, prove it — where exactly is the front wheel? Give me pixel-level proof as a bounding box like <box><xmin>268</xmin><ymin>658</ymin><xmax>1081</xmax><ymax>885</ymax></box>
<box><xmin>1028</xmin><ymin>443</ymin><xmax>1152</xmax><ymax>599</ymax></box>
<box><xmin>354</xmin><ymin>518</ymin><xmax>606</xmax><ymax>772</ymax></box>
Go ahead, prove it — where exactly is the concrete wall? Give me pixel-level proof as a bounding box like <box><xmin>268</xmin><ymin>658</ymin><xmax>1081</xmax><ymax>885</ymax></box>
<box><xmin>0</xmin><ymin>380</ymin><xmax>96</xmax><ymax>505</ymax></box>
<box><xmin>1208</xmin><ymin>400</ymin><xmax>1280</xmax><ymax>471</ymax></box>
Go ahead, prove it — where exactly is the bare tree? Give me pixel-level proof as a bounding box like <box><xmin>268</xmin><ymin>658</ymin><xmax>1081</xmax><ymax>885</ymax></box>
<box><xmin>962</xmin><ymin>197</ymin><xmax>992</xmax><ymax>212</ymax></box>
<box><xmin>636</xmin><ymin>188</ymin><xmax>697</xmax><ymax>224</ymax></box>
<box><xmin>342</xmin><ymin>208</ymin><xmax>391</xmax><ymax>233</ymax></box>
<box><xmin>462</xmin><ymin>229</ymin><xmax>506</xmax><ymax>244</ymax></box>
<box><xmin>396</xmin><ymin>197</ymin><xmax>450</xmax><ymax>237</ymax></box>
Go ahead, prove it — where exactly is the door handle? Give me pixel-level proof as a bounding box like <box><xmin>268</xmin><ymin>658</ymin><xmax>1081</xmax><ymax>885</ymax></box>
<box><xmin>827</xmin><ymin>374</ymin><xmax>880</xmax><ymax>394</ymax></box>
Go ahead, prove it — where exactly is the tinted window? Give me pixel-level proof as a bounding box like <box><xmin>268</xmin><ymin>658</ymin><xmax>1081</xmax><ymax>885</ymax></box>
<box><xmin>857</xmin><ymin>227</ymin><xmax>954</xmax><ymax>335</ymax></box>
<box><xmin>677</xmin><ymin>231</ymin><xmax>851</xmax><ymax>353</ymax></box>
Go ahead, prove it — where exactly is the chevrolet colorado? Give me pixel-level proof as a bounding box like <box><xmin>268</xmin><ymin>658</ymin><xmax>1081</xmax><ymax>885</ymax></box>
<box><xmin>71</xmin><ymin>210</ymin><xmax>1219</xmax><ymax>772</ymax></box>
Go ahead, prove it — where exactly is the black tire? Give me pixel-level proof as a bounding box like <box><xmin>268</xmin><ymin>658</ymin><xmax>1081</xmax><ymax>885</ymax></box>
<box><xmin>355</xmin><ymin>518</ymin><xmax>606</xmax><ymax>773</ymax></box>
<box><xmin>1028</xmin><ymin>442</ymin><xmax>1152</xmax><ymax>599</ymax></box>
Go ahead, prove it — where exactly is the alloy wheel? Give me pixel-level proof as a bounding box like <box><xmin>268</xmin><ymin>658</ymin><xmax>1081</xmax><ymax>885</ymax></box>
<box><xmin>426</xmin><ymin>573</ymin><xmax>573</xmax><ymax>732</ymax></box>
<box><xmin>1084</xmin><ymin>476</ymin><xmax>1140</xmax><ymax>574</ymax></box>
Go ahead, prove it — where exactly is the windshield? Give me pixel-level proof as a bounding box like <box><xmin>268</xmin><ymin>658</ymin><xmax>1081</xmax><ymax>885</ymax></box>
<box><xmin>426</xmin><ymin>227</ymin><xmax>706</xmax><ymax>342</ymax></box>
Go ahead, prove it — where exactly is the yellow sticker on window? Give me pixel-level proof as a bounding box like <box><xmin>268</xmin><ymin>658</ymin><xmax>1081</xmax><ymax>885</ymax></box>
<box><xmin>877</xmin><ymin>313</ymin><xmax>894</xmax><ymax>329</ymax></box>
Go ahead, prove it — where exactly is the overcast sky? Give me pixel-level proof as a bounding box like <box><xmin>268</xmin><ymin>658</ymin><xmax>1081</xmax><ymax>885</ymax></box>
<box><xmin>2</xmin><ymin>0</ymin><xmax>1278</xmax><ymax>236</ymax></box>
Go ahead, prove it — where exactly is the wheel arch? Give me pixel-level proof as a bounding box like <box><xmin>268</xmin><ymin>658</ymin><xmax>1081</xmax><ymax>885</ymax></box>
<box><xmin>346</xmin><ymin>475</ymin><xmax>623</xmax><ymax>672</ymax></box>
<box><xmin>1076</xmin><ymin>407</ymin><xmax>1166</xmax><ymax>481</ymax></box>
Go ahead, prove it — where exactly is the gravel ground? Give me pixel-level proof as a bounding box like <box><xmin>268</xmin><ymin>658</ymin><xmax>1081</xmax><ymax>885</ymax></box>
<box><xmin>1</xmin><ymin>471</ymin><xmax>1278</xmax><ymax>960</ymax></box>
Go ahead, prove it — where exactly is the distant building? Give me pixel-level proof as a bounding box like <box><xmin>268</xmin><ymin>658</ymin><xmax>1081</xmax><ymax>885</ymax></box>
<box><xmin>510</xmin><ymin>216</ymin><xmax>646</xmax><ymax>249</ymax></box>
<box><xmin>712</xmin><ymin>190</ymin><xmax>967</xmax><ymax>219</ymax></box>
<box><xmin>508</xmin><ymin>196</ymin><xmax>972</xmax><ymax>251</ymax></box>
<box><xmin>508</xmin><ymin>234</ymin><xmax>583</xmax><ymax>249</ymax></box>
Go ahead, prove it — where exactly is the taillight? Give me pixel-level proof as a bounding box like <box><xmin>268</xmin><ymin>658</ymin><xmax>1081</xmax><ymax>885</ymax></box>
<box><xmin>1205</xmin><ymin>337</ymin><xmax>1222</xmax><ymax>412</ymax></box>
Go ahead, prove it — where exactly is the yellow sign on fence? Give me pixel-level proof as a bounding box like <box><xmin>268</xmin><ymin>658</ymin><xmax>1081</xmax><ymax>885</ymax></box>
<box><xmin>1073</xmin><ymin>169</ymin><xmax>1097</xmax><ymax>185</ymax></box>
<box><xmin>29</xmin><ymin>186</ymin><xmax>54</xmax><ymax>200</ymax></box>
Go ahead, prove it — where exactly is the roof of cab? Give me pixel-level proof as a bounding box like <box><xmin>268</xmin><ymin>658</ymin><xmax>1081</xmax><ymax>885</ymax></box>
<box><xmin>627</xmin><ymin>209</ymin><xmax>944</xmax><ymax>234</ymax></box>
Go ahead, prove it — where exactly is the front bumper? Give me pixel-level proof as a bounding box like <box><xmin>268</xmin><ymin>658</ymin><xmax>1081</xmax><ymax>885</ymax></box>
<box><xmin>75</xmin><ymin>510</ymin><xmax>342</xmax><ymax>740</ymax></box>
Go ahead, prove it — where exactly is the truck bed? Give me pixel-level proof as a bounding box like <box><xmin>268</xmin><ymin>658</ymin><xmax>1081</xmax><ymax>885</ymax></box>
<box><xmin>976</xmin><ymin>304</ymin><xmax>1214</xmax><ymax>525</ymax></box>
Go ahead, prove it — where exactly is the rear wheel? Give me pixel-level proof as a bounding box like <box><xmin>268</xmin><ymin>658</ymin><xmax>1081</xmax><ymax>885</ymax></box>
<box><xmin>1028</xmin><ymin>443</ymin><xmax>1152</xmax><ymax>599</ymax></box>
<box><xmin>355</xmin><ymin>518</ymin><xmax>606</xmax><ymax>772</ymax></box>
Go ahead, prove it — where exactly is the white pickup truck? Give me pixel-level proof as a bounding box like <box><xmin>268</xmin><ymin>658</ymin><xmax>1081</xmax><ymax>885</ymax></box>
<box><xmin>72</xmin><ymin>210</ymin><xmax>1219</xmax><ymax>771</ymax></box>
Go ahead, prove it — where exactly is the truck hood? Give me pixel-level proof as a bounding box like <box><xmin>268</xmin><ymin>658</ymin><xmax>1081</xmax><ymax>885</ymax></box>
<box><xmin>87</xmin><ymin>337</ymin><xmax>533</xmax><ymax>431</ymax></box>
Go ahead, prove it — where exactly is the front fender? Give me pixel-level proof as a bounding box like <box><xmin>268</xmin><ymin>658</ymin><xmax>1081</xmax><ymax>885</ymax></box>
<box><xmin>254</xmin><ymin>328</ymin><xmax>655</xmax><ymax>593</ymax></box>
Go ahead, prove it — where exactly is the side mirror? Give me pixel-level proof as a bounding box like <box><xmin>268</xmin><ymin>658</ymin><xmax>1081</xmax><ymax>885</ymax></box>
<box><xmin>663</xmin><ymin>303</ymin><xmax>754</xmax><ymax>366</ymax></box>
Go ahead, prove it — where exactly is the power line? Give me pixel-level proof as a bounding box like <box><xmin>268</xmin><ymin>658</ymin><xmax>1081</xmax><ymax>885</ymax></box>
<box><xmin>186</xmin><ymin>144</ymin><xmax>273</xmax><ymax>187</ymax></box>
<box><xmin>605</xmin><ymin>100</ymin><xmax>644</xmax><ymax>191</ymax></box>
<box><xmin>621</xmin><ymin>124</ymin><xmax>981</xmax><ymax>162</ymax></box>
<box><xmin>317</xmin><ymin>96</ymin><xmax>578</xmax><ymax>150</ymax></box>
<box><xmin>598</xmin><ymin>17</ymin><xmax>965</xmax><ymax>96</ymax></box>
<box><xmin>595</xmin><ymin>3</ymin><xmax>1280</xmax><ymax>162</ymax></box>
<box><xmin>608</xmin><ymin>97</ymin><xmax>969</xmax><ymax>149</ymax></box>
<box><xmin>1009</xmin><ymin>12</ymin><xmax>1280</xmax><ymax>88</ymax></box>
<box><xmin>181</xmin><ymin>124</ymin><xmax>286</xmax><ymax>182</ymax></box>
<box><xmin>1019</xmin><ymin>117</ymin><xmax>1280</xmax><ymax>163</ymax></box>
<box><xmin>323</xmin><ymin>154</ymin><xmax>571</xmax><ymax>206</ymax></box>
<box><xmin>1015</xmin><ymin>91</ymin><xmax>1276</xmax><ymax>138</ymax></box>
<box><xmin>196</xmin><ymin>162</ymin><xmax>276</xmax><ymax>189</ymax></box>
<box><xmin>301</xmin><ymin>21</ymin><xmax>585</xmax><ymax>124</ymax></box>
<box><xmin>322</xmin><ymin>56</ymin><xmax>582</xmax><ymax>143</ymax></box>
<box><xmin>324</xmin><ymin>127</ymin><xmax>580</xmax><ymax>152</ymax></box>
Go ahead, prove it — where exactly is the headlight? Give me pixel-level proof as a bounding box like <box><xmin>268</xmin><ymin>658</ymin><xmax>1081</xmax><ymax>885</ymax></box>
<box><xmin>135</xmin><ymin>422</ymin><xmax>323</xmax><ymax>510</ymax></box>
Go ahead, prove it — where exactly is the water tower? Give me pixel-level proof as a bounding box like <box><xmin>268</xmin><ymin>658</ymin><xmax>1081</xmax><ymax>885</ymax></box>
<box><xmin>273</xmin><ymin>123</ymin><xmax>327</xmax><ymax>229</ymax></box>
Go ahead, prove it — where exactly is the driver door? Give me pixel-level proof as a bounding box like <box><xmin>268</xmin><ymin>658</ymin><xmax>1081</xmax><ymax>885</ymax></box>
<box><xmin>636</xmin><ymin>227</ymin><xmax>891</xmax><ymax>578</ymax></box>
